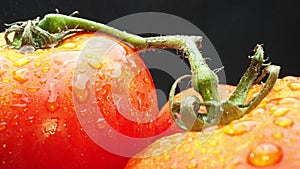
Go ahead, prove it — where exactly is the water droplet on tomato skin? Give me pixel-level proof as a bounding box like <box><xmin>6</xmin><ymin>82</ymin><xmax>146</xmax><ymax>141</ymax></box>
<box><xmin>223</xmin><ymin>121</ymin><xmax>258</xmax><ymax>136</ymax></box>
<box><xmin>13</xmin><ymin>56</ymin><xmax>34</xmax><ymax>67</ymax></box>
<box><xmin>0</xmin><ymin>61</ymin><xmax>9</xmax><ymax>77</ymax></box>
<box><xmin>27</xmin><ymin>86</ymin><xmax>41</xmax><ymax>92</ymax></box>
<box><xmin>0</xmin><ymin>122</ymin><xmax>7</xmax><ymax>131</ymax></box>
<box><xmin>273</xmin><ymin>117</ymin><xmax>294</xmax><ymax>128</ymax></box>
<box><xmin>45</xmin><ymin>101</ymin><xmax>59</xmax><ymax>113</ymax></box>
<box><xmin>13</xmin><ymin>68</ymin><xmax>29</xmax><ymax>84</ymax></box>
<box><xmin>247</xmin><ymin>143</ymin><xmax>283</xmax><ymax>167</ymax></box>
<box><xmin>10</xmin><ymin>103</ymin><xmax>28</xmax><ymax>112</ymax></box>
<box><xmin>287</xmin><ymin>82</ymin><xmax>300</xmax><ymax>91</ymax></box>
<box><xmin>96</xmin><ymin>117</ymin><xmax>107</xmax><ymax>129</ymax></box>
<box><xmin>272</xmin><ymin>132</ymin><xmax>283</xmax><ymax>139</ymax></box>
<box><xmin>11</xmin><ymin>89</ymin><xmax>23</xmax><ymax>98</ymax></box>
<box><xmin>61</xmin><ymin>42</ymin><xmax>77</xmax><ymax>49</ymax></box>
<box><xmin>271</xmin><ymin>107</ymin><xmax>290</xmax><ymax>117</ymax></box>
<box><xmin>42</xmin><ymin>66</ymin><xmax>50</xmax><ymax>73</ymax></box>
<box><xmin>42</xmin><ymin>118</ymin><xmax>58</xmax><ymax>137</ymax></box>
<box><xmin>73</xmin><ymin>74</ymin><xmax>90</xmax><ymax>102</ymax></box>
<box><xmin>187</xmin><ymin>158</ymin><xmax>198</xmax><ymax>169</ymax></box>
<box><xmin>1</xmin><ymin>77</ymin><xmax>10</xmax><ymax>83</ymax></box>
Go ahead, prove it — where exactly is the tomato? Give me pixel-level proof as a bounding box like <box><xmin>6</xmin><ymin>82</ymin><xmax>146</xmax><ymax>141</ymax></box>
<box><xmin>0</xmin><ymin>32</ymin><xmax>175</xmax><ymax>169</ymax></box>
<box><xmin>126</xmin><ymin>76</ymin><xmax>300</xmax><ymax>169</ymax></box>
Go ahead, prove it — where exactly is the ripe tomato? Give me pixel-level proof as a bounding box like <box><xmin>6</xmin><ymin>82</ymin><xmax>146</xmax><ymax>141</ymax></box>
<box><xmin>0</xmin><ymin>32</ymin><xmax>175</xmax><ymax>169</ymax></box>
<box><xmin>126</xmin><ymin>76</ymin><xmax>300</xmax><ymax>169</ymax></box>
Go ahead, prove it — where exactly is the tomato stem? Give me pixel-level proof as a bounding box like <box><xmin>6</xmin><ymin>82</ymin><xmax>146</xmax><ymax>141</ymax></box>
<box><xmin>4</xmin><ymin>13</ymin><xmax>280</xmax><ymax>131</ymax></box>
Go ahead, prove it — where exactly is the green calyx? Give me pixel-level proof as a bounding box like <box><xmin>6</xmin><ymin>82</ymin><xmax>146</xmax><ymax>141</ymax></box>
<box><xmin>4</xmin><ymin>12</ymin><xmax>280</xmax><ymax>131</ymax></box>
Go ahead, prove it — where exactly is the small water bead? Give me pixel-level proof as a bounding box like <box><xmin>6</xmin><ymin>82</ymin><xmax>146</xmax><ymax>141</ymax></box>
<box><xmin>247</xmin><ymin>143</ymin><xmax>283</xmax><ymax>167</ymax></box>
<box><xmin>223</xmin><ymin>121</ymin><xmax>258</xmax><ymax>136</ymax></box>
<box><xmin>11</xmin><ymin>103</ymin><xmax>27</xmax><ymax>112</ymax></box>
<box><xmin>96</xmin><ymin>117</ymin><xmax>106</xmax><ymax>129</ymax></box>
<box><xmin>209</xmin><ymin>139</ymin><xmax>218</xmax><ymax>146</ymax></box>
<box><xmin>13</xmin><ymin>56</ymin><xmax>34</xmax><ymax>67</ymax></box>
<box><xmin>282</xmin><ymin>76</ymin><xmax>299</xmax><ymax>82</ymax></box>
<box><xmin>42</xmin><ymin>66</ymin><xmax>50</xmax><ymax>73</ymax></box>
<box><xmin>272</xmin><ymin>132</ymin><xmax>283</xmax><ymax>139</ymax></box>
<box><xmin>274</xmin><ymin>117</ymin><xmax>294</xmax><ymax>128</ymax></box>
<box><xmin>73</xmin><ymin>74</ymin><xmax>90</xmax><ymax>102</ymax></box>
<box><xmin>11</xmin><ymin>89</ymin><xmax>23</xmax><ymax>98</ymax></box>
<box><xmin>271</xmin><ymin>107</ymin><xmax>290</xmax><ymax>117</ymax></box>
<box><xmin>287</xmin><ymin>82</ymin><xmax>300</xmax><ymax>91</ymax></box>
<box><xmin>0</xmin><ymin>122</ymin><xmax>7</xmax><ymax>131</ymax></box>
<box><xmin>43</xmin><ymin>118</ymin><xmax>58</xmax><ymax>136</ymax></box>
<box><xmin>0</xmin><ymin>59</ymin><xmax>9</xmax><ymax>77</ymax></box>
<box><xmin>1</xmin><ymin>77</ymin><xmax>10</xmax><ymax>83</ymax></box>
<box><xmin>187</xmin><ymin>159</ymin><xmax>198</xmax><ymax>169</ymax></box>
<box><xmin>279</xmin><ymin>97</ymin><xmax>300</xmax><ymax>105</ymax></box>
<box><xmin>45</xmin><ymin>101</ymin><xmax>59</xmax><ymax>113</ymax></box>
<box><xmin>61</xmin><ymin>42</ymin><xmax>77</xmax><ymax>49</ymax></box>
<box><xmin>35</xmin><ymin>61</ymin><xmax>41</xmax><ymax>67</ymax></box>
<box><xmin>13</xmin><ymin>68</ymin><xmax>29</xmax><ymax>84</ymax></box>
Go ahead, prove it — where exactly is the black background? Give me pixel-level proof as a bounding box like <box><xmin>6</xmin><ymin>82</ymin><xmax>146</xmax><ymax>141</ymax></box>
<box><xmin>0</xmin><ymin>0</ymin><xmax>299</xmax><ymax>85</ymax></box>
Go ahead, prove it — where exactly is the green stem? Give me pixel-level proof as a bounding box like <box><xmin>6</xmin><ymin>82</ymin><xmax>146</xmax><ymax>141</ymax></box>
<box><xmin>38</xmin><ymin>14</ymin><xmax>147</xmax><ymax>49</ymax></box>
<box><xmin>228</xmin><ymin>44</ymin><xmax>264</xmax><ymax>104</ymax></box>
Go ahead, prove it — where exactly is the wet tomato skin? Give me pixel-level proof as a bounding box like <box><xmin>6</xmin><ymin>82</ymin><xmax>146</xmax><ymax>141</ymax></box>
<box><xmin>126</xmin><ymin>77</ymin><xmax>300</xmax><ymax>169</ymax></box>
<box><xmin>0</xmin><ymin>33</ymin><xmax>175</xmax><ymax>169</ymax></box>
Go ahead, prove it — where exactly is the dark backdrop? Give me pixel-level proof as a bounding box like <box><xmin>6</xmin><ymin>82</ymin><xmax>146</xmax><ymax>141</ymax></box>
<box><xmin>0</xmin><ymin>0</ymin><xmax>299</xmax><ymax>85</ymax></box>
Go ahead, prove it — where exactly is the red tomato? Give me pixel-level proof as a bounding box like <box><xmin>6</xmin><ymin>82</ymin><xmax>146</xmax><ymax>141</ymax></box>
<box><xmin>126</xmin><ymin>77</ymin><xmax>300</xmax><ymax>169</ymax></box>
<box><xmin>0</xmin><ymin>32</ymin><xmax>177</xmax><ymax>169</ymax></box>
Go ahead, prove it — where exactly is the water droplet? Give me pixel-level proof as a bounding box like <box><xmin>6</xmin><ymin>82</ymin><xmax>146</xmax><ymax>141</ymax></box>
<box><xmin>42</xmin><ymin>66</ymin><xmax>49</xmax><ymax>73</ymax></box>
<box><xmin>47</xmin><ymin>80</ymin><xmax>59</xmax><ymax>102</ymax></box>
<box><xmin>96</xmin><ymin>117</ymin><xmax>106</xmax><ymax>129</ymax></box>
<box><xmin>0</xmin><ymin>122</ymin><xmax>7</xmax><ymax>131</ymax></box>
<box><xmin>163</xmin><ymin>154</ymin><xmax>170</xmax><ymax>161</ymax></box>
<box><xmin>2</xmin><ymin>77</ymin><xmax>10</xmax><ymax>83</ymax></box>
<box><xmin>42</xmin><ymin>118</ymin><xmax>58</xmax><ymax>136</ymax></box>
<box><xmin>62</xmin><ymin>42</ymin><xmax>77</xmax><ymax>49</ymax></box>
<box><xmin>271</xmin><ymin>107</ymin><xmax>290</xmax><ymax>117</ymax></box>
<box><xmin>247</xmin><ymin>143</ymin><xmax>282</xmax><ymax>167</ymax></box>
<box><xmin>273</xmin><ymin>86</ymin><xmax>283</xmax><ymax>92</ymax></box>
<box><xmin>223</xmin><ymin>121</ymin><xmax>258</xmax><ymax>136</ymax></box>
<box><xmin>272</xmin><ymin>132</ymin><xmax>283</xmax><ymax>139</ymax></box>
<box><xmin>279</xmin><ymin>98</ymin><xmax>299</xmax><ymax>105</ymax></box>
<box><xmin>187</xmin><ymin>159</ymin><xmax>198</xmax><ymax>169</ymax></box>
<box><xmin>73</xmin><ymin>74</ymin><xmax>90</xmax><ymax>102</ymax></box>
<box><xmin>35</xmin><ymin>61</ymin><xmax>41</xmax><ymax>67</ymax></box>
<box><xmin>287</xmin><ymin>82</ymin><xmax>300</xmax><ymax>91</ymax></box>
<box><xmin>209</xmin><ymin>139</ymin><xmax>218</xmax><ymax>146</ymax></box>
<box><xmin>0</xmin><ymin>60</ymin><xmax>9</xmax><ymax>77</ymax></box>
<box><xmin>214</xmin><ymin>149</ymin><xmax>222</xmax><ymax>155</ymax></box>
<box><xmin>45</xmin><ymin>101</ymin><xmax>59</xmax><ymax>112</ymax></box>
<box><xmin>87</xmin><ymin>58</ymin><xmax>104</xmax><ymax>69</ymax></box>
<box><xmin>13</xmin><ymin>68</ymin><xmax>29</xmax><ymax>84</ymax></box>
<box><xmin>27</xmin><ymin>86</ymin><xmax>40</xmax><ymax>92</ymax></box>
<box><xmin>201</xmin><ymin>148</ymin><xmax>207</xmax><ymax>154</ymax></box>
<box><xmin>39</xmin><ymin>78</ymin><xmax>47</xmax><ymax>84</ymax></box>
<box><xmin>34</xmin><ymin>71</ymin><xmax>41</xmax><ymax>78</ymax></box>
<box><xmin>13</xmin><ymin>56</ymin><xmax>34</xmax><ymax>67</ymax></box>
<box><xmin>282</xmin><ymin>76</ymin><xmax>299</xmax><ymax>82</ymax></box>
<box><xmin>11</xmin><ymin>103</ymin><xmax>27</xmax><ymax>112</ymax></box>
<box><xmin>11</xmin><ymin>89</ymin><xmax>23</xmax><ymax>98</ymax></box>
<box><xmin>274</xmin><ymin>117</ymin><xmax>294</xmax><ymax>128</ymax></box>
<box><xmin>25</xmin><ymin>116</ymin><xmax>35</xmax><ymax>125</ymax></box>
